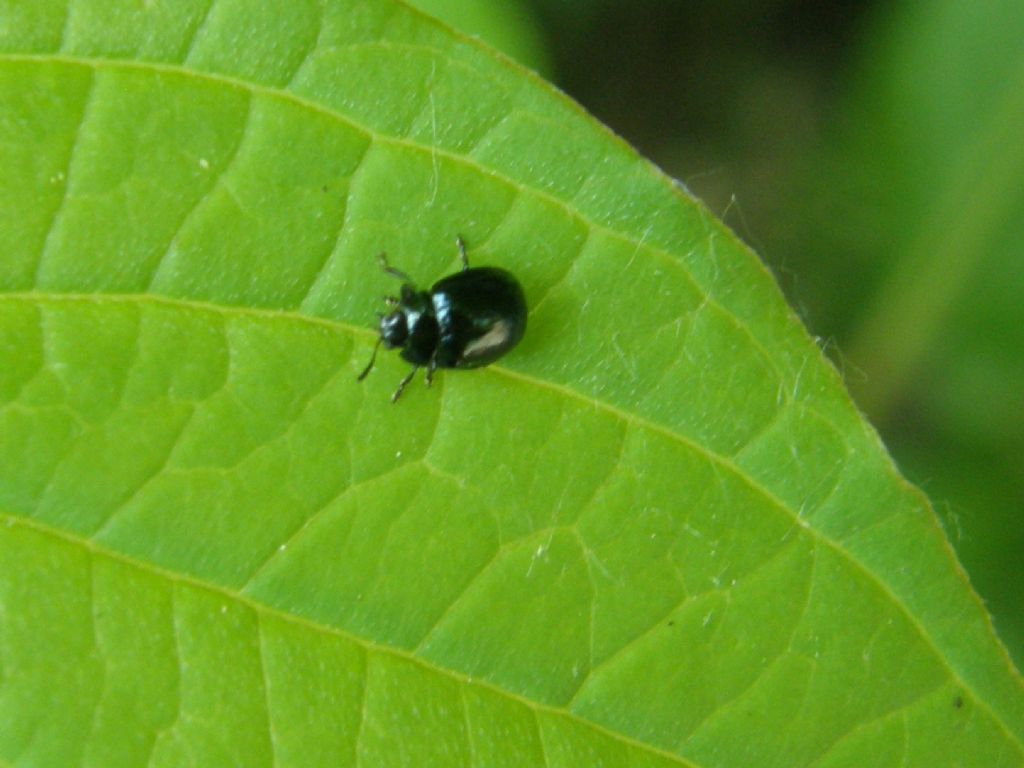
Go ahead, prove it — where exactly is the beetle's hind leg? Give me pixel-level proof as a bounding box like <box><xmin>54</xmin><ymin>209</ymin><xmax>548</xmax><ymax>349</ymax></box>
<box><xmin>455</xmin><ymin>236</ymin><xmax>469</xmax><ymax>271</ymax></box>
<box><xmin>391</xmin><ymin>366</ymin><xmax>418</xmax><ymax>403</ymax></box>
<box><xmin>425</xmin><ymin>355</ymin><xmax>438</xmax><ymax>388</ymax></box>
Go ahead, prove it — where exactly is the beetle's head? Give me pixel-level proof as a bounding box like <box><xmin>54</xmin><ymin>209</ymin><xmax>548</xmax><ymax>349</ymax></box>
<box><xmin>379</xmin><ymin>310</ymin><xmax>408</xmax><ymax>349</ymax></box>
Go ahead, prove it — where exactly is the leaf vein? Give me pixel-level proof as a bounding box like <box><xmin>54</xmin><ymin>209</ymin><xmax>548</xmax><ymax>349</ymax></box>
<box><xmin>0</xmin><ymin>52</ymin><xmax>792</xmax><ymax>401</ymax></box>
<box><xmin>145</xmin><ymin>89</ymin><xmax>255</xmax><ymax>292</ymax></box>
<box><xmin>33</xmin><ymin>68</ymin><xmax>97</xmax><ymax>290</ymax></box>
<box><xmin>180</xmin><ymin>0</ymin><xmax>218</xmax><ymax>65</ymax></box>
<box><xmin>806</xmin><ymin>682</ymin><xmax>947</xmax><ymax>768</ymax></box>
<box><xmin>297</xmin><ymin>139</ymin><xmax>374</xmax><ymax>311</ymax></box>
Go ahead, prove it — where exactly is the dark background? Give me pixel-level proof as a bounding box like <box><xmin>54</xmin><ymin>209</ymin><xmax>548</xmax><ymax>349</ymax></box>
<box><xmin>410</xmin><ymin>0</ymin><xmax>1024</xmax><ymax>668</ymax></box>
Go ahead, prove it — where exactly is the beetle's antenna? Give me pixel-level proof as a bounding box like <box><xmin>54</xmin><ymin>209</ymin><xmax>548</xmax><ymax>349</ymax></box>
<box><xmin>391</xmin><ymin>367</ymin><xmax>418</xmax><ymax>403</ymax></box>
<box><xmin>378</xmin><ymin>252</ymin><xmax>413</xmax><ymax>283</ymax></box>
<box><xmin>455</xmin><ymin>236</ymin><xmax>469</xmax><ymax>271</ymax></box>
<box><xmin>357</xmin><ymin>338</ymin><xmax>383</xmax><ymax>381</ymax></box>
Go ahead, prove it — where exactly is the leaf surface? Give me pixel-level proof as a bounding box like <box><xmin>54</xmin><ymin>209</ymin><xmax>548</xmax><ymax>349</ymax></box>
<box><xmin>0</xmin><ymin>1</ymin><xmax>1021</xmax><ymax>766</ymax></box>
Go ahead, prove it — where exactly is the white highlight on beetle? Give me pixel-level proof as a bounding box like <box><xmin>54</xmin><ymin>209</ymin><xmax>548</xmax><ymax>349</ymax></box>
<box><xmin>461</xmin><ymin>319</ymin><xmax>512</xmax><ymax>360</ymax></box>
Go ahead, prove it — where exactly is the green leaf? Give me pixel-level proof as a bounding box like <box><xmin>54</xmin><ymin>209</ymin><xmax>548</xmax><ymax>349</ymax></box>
<box><xmin>0</xmin><ymin>1</ymin><xmax>1020</xmax><ymax>766</ymax></box>
<box><xmin>403</xmin><ymin>0</ymin><xmax>552</xmax><ymax>75</ymax></box>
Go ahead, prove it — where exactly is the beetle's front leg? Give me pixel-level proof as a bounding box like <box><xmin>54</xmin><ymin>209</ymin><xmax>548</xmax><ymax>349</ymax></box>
<box><xmin>455</xmin><ymin>236</ymin><xmax>470</xmax><ymax>271</ymax></box>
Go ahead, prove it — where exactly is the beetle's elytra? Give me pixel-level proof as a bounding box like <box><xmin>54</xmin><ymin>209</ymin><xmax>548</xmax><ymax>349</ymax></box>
<box><xmin>357</xmin><ymin>237</ymin><xmax>527</xmax><ymax>402</ymax></box>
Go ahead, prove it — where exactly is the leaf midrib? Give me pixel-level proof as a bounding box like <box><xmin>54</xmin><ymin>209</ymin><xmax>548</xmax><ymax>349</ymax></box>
<box><xmin>4</xmin><ymin>43</ymin><xmax>1022</xmax><ymax>750</ymax></box>
<box><xmin>0</xmin><ymin>52</ymin><xmax>786</xmax><ymax>387</ymax></box>
<box><xmin>2</xmin><ymin>290</ymin><xmax>1020</xmax><ymax>755</ymax></box>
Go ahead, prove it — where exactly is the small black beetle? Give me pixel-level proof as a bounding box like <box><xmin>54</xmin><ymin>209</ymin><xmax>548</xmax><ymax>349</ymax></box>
<box><xmin>357</xmin><ymin>237</ymin><xmax>527</xmax><ymax>402</ymax></box>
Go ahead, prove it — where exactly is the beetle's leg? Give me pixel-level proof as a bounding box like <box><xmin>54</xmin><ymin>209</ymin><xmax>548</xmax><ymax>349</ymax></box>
<box><xmin>383</xmin><ymin>295</ymin><xmax>400</xmax><ymax>307</ymax></box>
<box><xmin>391</xmin><ymin>366</ymin><xmax>418</xmax><ymax>403</ymax></box>
<box><xmin>356</xmin><ymin>337</ymin><xmax>383</xmax><ymax>381</ymax></box>
<box><xmin>456</xmin><ymin>236</ymin><xmax>469</xmax><ymax>271</ymax></box>
<box><xmin>425</xmin><ymin>355</ymin><xmax>438</xmax><ymax>388</ymax></box>
<box><xmin>377</xmin><ymin>252</ymin><xmax>413</xmax><ymax>283</ymax></box>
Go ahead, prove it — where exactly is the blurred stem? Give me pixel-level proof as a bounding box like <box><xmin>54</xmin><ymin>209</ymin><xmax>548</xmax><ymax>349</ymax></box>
<box><xmin>847</xmin><ymin>68</ymin><xmax>1024</xmax><ymax>422</ymax></box>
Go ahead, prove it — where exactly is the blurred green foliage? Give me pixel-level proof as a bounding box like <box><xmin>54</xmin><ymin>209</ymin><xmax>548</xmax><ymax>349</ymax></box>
<box><xmin>416</xmin><ymin>0</ymin><xmax>1024</xmax><ymax>668</ymax></box>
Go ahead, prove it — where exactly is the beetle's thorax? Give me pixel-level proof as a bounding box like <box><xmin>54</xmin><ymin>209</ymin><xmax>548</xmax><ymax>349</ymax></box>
<box><xmin>379</xmin><ymin>288</ymin><xmax>428</xmax><ymax>348</ymax></box>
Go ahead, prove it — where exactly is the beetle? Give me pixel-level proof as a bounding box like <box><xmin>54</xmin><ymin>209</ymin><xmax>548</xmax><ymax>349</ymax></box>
<box><xmin>357</xmin><ymin>237</ymin><xmax>527</xmax><ymax>402</ymax></box>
